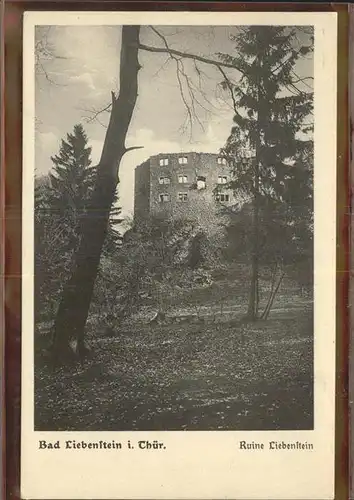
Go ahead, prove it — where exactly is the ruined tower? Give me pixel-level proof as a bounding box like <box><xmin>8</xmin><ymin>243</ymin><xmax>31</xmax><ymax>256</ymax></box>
<box><xmin>134</xmin><ymin>152</ymin><xmax>233</xmax><ymax>223</ymax></box>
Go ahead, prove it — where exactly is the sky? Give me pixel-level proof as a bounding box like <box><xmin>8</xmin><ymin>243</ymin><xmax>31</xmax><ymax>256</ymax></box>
<box><xmin>35</xmin><ymin>25</ymin><xmax>313</xmax><ymax>218</ymax></box>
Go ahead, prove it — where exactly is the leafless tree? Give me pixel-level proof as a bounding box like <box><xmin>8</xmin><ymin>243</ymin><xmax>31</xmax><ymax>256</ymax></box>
<box><xmin>35</xmin><ymin>26</ymin><xmax>67</xmax><ymax>86</ymax></box>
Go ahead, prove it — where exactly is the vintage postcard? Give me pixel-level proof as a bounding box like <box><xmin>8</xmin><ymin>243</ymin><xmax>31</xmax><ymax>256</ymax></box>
<box><xmin>22</xmin><ymin>10</ymin><xmax>337</xmax><ymax>499</ymax></box>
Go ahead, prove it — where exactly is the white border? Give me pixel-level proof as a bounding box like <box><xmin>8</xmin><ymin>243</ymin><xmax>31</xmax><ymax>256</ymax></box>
<box><xmin>21</xmin><ymin>11</ymin><xmax>337</xmax><ymax>500</ymax></box>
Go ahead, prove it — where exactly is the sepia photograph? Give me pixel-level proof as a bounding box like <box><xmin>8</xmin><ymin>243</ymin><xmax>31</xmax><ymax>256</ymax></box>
<box><xmin>21</xmin><ymin>11</ymin><xmax>338</xmax><ymax>500</ymax></box>
<box><xmin>33</xmin><ymin>22</ymin><xmax>315</xmax><ymax>432</ymax></box>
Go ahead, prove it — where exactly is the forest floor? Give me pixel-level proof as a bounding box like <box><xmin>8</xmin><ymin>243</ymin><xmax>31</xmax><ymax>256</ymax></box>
<box><xmin>35</xmin><ymin>289</ymin><xmax>313</xmax><ymax>431</ymax></box>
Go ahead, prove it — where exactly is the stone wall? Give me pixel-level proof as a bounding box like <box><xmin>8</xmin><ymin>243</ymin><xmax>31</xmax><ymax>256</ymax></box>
<box><xmin>134</xmin><ymin>160</ymin><xmax>151</xmax><ymax>221</ymax></box>
<box><xmin>134</xmin><ymin>152</ymin><xmax>233</xmax><ymax>226</ymax></box>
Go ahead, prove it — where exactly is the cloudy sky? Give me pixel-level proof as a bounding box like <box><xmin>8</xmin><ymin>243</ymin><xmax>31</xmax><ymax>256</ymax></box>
<box><xmin>35</xmin><ymin>25</ymin><xmax>313</xmax><ymax>218</ymax></box>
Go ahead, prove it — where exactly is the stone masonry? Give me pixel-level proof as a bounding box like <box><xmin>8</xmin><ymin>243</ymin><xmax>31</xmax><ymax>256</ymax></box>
<box><xmin>134</xmin><ymin>152</ymin><xmax>233</xmax><ymax>223</ymax></box>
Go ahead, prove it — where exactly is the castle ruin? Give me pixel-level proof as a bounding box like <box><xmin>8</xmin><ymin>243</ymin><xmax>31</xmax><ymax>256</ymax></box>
<box><xmin>134</xmin><ymin>152</ymin><xmax>233</xmax><ymax>224</ymax></box>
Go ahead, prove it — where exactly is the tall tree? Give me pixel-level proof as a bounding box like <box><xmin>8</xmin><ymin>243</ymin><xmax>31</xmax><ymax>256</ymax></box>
<box><xmin>50</xmin><ymin>26</ymin><xmax>141</xmax><ymax>362</ymax></box>
<box><xmin>36</xmin><ymin>125</ymin><xmax>122</xmax><ymax>325</ymax></box>
<box><xmin>48</xmin><ymin>124</ymin><xmax>96</xmax><ymax>249</ymax></box>
<box><xmin>48</xmin><ymin>123</ymin><xmax>123</xmax><ymax>248</ymax></box>
<box><xmin>219</xmin><ymin>26</ymin><xmax>313</xmax><ymax>320</ymax></box>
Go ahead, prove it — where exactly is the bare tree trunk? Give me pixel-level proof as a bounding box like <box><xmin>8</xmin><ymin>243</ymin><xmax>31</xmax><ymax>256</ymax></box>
<box><xmin>51</xmin><ymin>26</ymin><xmax>141</xmax><ymax>363</ymax></box>
<box><xmin>260</xmin><ymin>263</ymin><xmax>277</xmax><ymax>319</ymax></box>
<box><xmin>247</xmin><ymin>75</ymin><xmax>263</xmax><ymax>322</ymax></box>
<box><xmin>247</xmin><ymin>157</ymin><xmax>260</xmax><ymax>321</ymax></box>
<box><xmin>255</xmin><ymin>271</ymin><xmax>260</xmax><ymax>317</ymax></box>
<box><xmin>262</xmin><ymin>270</ymin><xmax>285</xmax><ymax>321</ymax></box>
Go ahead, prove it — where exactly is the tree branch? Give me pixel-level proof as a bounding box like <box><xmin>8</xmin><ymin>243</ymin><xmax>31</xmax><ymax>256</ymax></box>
<box><xmin>217</xmin><ymin>66</ymin><xmax>238</xmax><ymax>114</ymax></box>
<box><xmin>290</xmin><ymin>70</ymin><xmax>314</xmax><ymax>90</ymax></box>
<box><xmin>216</xmin><ymin>66</ymin><xmax>250</xmax><ymax>126</ymax></box>
<box><xmin>148</xmin><ymin>26</ymin><xmax>210</xmax><ymax>139</ymax></box>
<box><xmin>124</xmin><ymin>145</ymin><xmax>144</xmax><ymax>153</ymax></box>
<box><xmin>111</xmin><ymin>91</ymin><xmax>117</xmax><ymax>104</ymax></box>
<box><xmin>35</xmin><ymin>26</ymin><xmax>68</xmax><ymax>86</ymax></box>
<box><xmin>138</xmin><ymin>42</ymin><xmax>244</xmax><ymax>74</ymax></box>
<box><xmin>79</xmin><ymin>102</ymin><xmax>112</xmax><ymax>124</ymax></box>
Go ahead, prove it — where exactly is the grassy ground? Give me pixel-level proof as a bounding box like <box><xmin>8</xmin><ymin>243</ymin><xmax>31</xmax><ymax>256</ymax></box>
<box><xmin>35</xmin><ymin>293</ymin><xmax>313</xmax><ymax>431</ymax></box>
